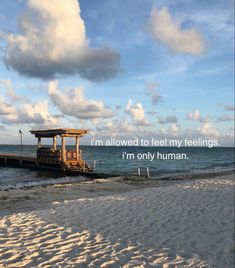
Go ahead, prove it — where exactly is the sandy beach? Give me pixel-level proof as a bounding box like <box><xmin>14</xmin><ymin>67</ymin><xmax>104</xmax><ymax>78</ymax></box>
<box><xmin>0</xmin><ymin>171</ymin><xmax>234</xmax><ymax>267</ymax></box>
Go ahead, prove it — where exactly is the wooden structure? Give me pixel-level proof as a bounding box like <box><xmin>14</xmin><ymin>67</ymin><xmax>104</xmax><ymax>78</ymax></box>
<box><xmin>0</xmin><ymin>129</ymin><xmax>91</xmax><ymax>174</ymax></box>
<box><xmin>29</xmin><ymin>128</ymin><xmax>91</xmax><ymax>173</ymax></box>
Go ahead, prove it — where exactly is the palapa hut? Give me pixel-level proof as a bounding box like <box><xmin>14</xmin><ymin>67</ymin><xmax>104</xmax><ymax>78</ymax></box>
<box><xmin>30</xmin><ymin>128</ymin><xmax>91</xmax><ymax>173</ymax></box>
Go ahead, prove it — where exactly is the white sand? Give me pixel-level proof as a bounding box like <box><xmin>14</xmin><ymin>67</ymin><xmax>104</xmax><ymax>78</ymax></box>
<box><xmin>0</xmin><ymin>175</ymin><xmax>234</xmax><ymax>267</ymax></box>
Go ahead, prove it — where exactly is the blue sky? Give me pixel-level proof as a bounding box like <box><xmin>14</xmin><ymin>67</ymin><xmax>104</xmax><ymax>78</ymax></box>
<box><xmin>0</xmin><ymin>0</ymin><xmax>234</xmax><ymax>145</ymax></box>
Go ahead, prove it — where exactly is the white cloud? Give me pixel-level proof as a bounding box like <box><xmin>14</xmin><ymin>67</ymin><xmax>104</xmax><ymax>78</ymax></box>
<box><xmin>0</xmin><ymin>86</ymin><xmax>17</xmax><ymax>124</ymax></box>
<box><xmin>0</xmin><ymin>96</ymin><xmax>59</xmax><ymax>126</ymax></box>
<box><xmin>48</xmin><ymin>80</ymin><xmax>113</xmax><ymax>119</ymax></box>
<box><xmin>125</xmin><ymin>99</ymin><xmax>150</xmax><ymax>126</ymax></box>
<box><xmin>158</xmin><ymin>115</ymin><xmax>178</xmax><ymax>124</ymax></box>
<box><xmin>96</xmin><ymin>119</ymin><xmax>135</xmax><ymax>135</ymax></box>
<box><xmin>19</xmin><ymin>101</ymin><xmax>59</xmax><ymax>125</ymax></box>
<box><xmin>0</xmin><ymin>79</ymin><xmax>28</xmax><ymax>102</ymax></box>
<box><xmin>196</xmin><ymin>123</ymin><xmax>219</xmax><ymax>137</ymax></box>
<box><xmin>187</xmin><ymin>110</ymin><xmax>210</xmax><ymax>122</ymax></box>
<box><xmin>147</xmin><ymin>6</ymin><xmax>205</xmax><ymax>55</ymax></box>
<box><xmin>187</xmin><ymin>110</ymin><xmax>200</xmax><ymax>121</ymax></box>
<box><xmin>126</xmin><ymin>99</ymin><xmax>145</xmax><ymax>121</ymax></box>
<box><xmin>0</xmin><ymin>96</ymin><xmax>17</xmax><ymax>116</ymax></box>
<box><xmin>159</xmin><ymin>123</ymin><xmax>180</xmax><ymax>137</ymax></box>
<box><xmin>4</xmin><ymin>0</ymin><xmax>120</xmax><ymax>81</ymax></box>
<box><xmin>0</xmin><ymin>82</ymin><xmax>59</xmax><ymax>126</ymax></box>
<box><xmin>169</xmin><ymin>124</ymin><xmax>179</xmax><ymax>137</ymax></box>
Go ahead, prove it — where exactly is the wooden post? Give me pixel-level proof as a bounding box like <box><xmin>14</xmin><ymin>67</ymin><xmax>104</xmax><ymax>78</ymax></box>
<box><xmin>76</xmin><ymin>136</ymin><xmax>79</xmax><ymax>160</ymax></box>
<box><xmin>38</xmin><ymin>137</ymin><xmax>42</xmax><ymax>148</ymax></box>
<box><xmin>93</xmin><ymin>160</ymin><xmax>97</xmax><ymax>171</ymax></box>
<box><xmin>61</xmin><ymin>136</ymin><xmax>66</xmax><ymax>162</ymax></box>
<box><xmin>53</xmin><ymin>136</ymin><xmax>57</xmax><ymax>150</ymax></box>
<box><xmin>146</xmin><ymin>167</ymin><xmax>150</xmax><ymax>178</ymax></box>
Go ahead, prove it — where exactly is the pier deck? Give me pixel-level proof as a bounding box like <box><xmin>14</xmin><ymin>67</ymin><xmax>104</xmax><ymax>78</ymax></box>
<box><xmin>0</xmin><ymin>154</ymin><xmax>38</xmax><ymax>168</ymax></box>
<box><xmin>0</xmin><ymin>154</ymin><xmax>115</xmax><ymax>178</ymax></box>
<box><xmin>0</xmin><ymin>154</ymin><xmax>91</xmax><ymax>173</ymax></box>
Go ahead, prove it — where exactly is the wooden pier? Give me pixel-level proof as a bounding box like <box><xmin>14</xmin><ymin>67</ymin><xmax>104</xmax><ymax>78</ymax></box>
<box><xmin>0</xmin><ymin>128</ymin><xmax>92</xmax><ymax>174</ymax></box>
<box><xmin>0</xmin><ymin>154</ymin><xmax>37</xmax><ymax>168</ymax></box>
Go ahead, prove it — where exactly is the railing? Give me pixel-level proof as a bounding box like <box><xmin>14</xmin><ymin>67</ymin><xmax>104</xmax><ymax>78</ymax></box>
<box><xmin>66</xmin><ymin>150</ymin><xmax>82</xmax><ymax>160</ymax></box>
<box><xmin>37</xmin><ymin>148</ymin><xmax>61</xmax><ymax>163</ymax></box>
<box><xmin>37</xmin><ymin>147</ymin><xmax>83</xmax><ymax>163</ymax></box>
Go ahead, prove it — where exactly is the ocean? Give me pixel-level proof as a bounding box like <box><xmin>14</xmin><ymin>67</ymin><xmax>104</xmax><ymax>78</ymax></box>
<box><xmin>0</xmin><ymin>145</ymin><xmax>234</xmax><ymax>189</ymax></box>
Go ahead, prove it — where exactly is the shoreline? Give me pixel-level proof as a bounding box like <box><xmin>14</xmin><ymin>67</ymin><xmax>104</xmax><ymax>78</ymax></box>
<box><xmin>0</xmin><ymin>168</ymin><xmax>234</xmax><ymax>216</ymax></box>
<box><xmin>1</xmin><ymin>166</ymin><xmax>234</xmax><ymax>187</ymax></box>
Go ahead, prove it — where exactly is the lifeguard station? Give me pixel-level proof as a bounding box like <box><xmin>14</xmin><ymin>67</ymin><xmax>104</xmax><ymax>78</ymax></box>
<box><xmin>30</xmin><ymin>128</ymin><xmax>91</xmax><ymax>173</ymax></box>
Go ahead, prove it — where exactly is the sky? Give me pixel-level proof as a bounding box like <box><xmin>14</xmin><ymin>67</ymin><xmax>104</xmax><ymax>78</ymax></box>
<box><xmin>0</xmin><ymin>0</ymin><xmax>234</xmax><ymax>145</ymax></box>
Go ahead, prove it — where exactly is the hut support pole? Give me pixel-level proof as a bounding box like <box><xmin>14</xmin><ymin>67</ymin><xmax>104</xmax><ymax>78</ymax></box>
<box><xmin>76</xmin><ymin>136</ymin><xmax>79</xmax><ymax>160</ymax></box>
<box><xmin>53</xmin><ymin>136</ymin><xmax>57</xmax><ymax>150</ymax></box>
<box><xmin>62</xmin><ymin>136</ymin><xmax>66</xmax><ymax>162</ymax></box>
<box><xmin>37</xmin><ymin>137</ymin><xmax>42</xmax><ymax>148</ymax></box>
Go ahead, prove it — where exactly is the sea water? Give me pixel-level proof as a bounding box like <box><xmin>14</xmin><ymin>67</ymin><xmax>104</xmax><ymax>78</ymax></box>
<box><xmin>0</xmin><ymin>145</ymin><xmax>234</xmax><ymax>189</ymax></box>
